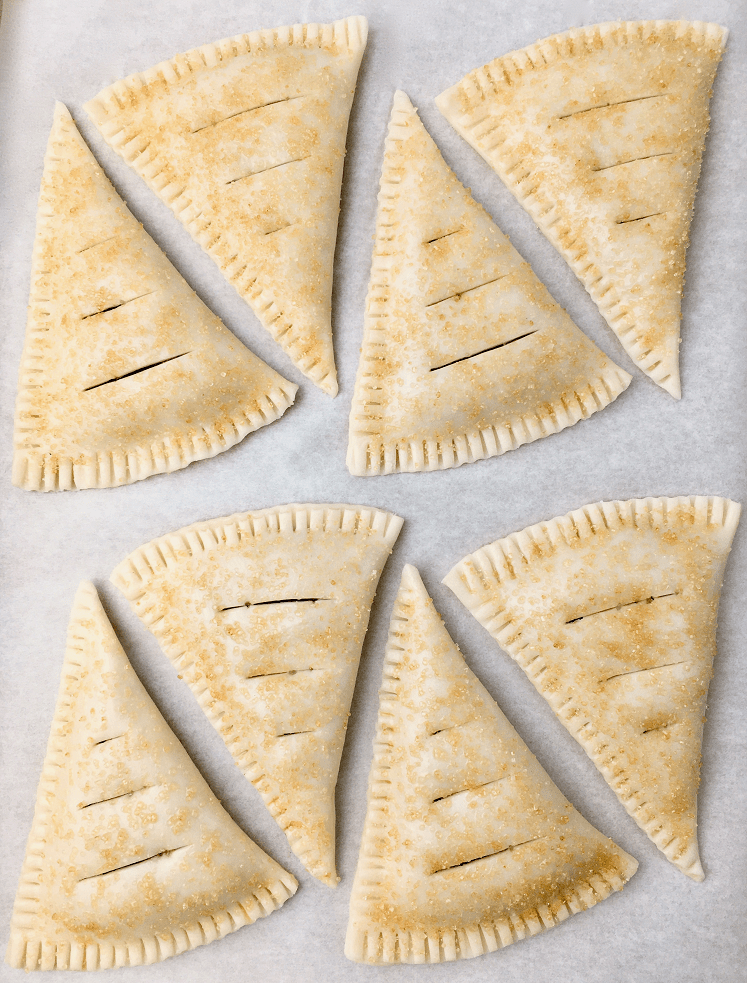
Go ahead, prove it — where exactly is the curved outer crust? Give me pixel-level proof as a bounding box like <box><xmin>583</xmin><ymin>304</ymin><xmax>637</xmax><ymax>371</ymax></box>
<box><xmin>347</xmin><ymin>91</ymin><xmax>631</xmax><ymax>476</ymax></box>
<box><xmin>6</xmin><ymin>582</ymin><xmax>297</xmax><ymax>972</ymax></box>
<box><xmin>111</xmin><ymin>504</ymin><xmax>403</xmax><ymax>886</ymax></box>
<box><xmin>346</xmin><ymin>565</ymin><xmax>638</xmax><ymax>964</ymax></box>
<box><xmin>85</xmin><ymin>17</ymin><xmax>369</xmax><ymax>396</ymax></box>
<box><xmin>436</xmin><ymin>21</ymin><xmax>728</xmax><ymax>399</ymax></box>
<box><xmin>13</xmin><ymin>103</ymin><xmax>297</xmax><ymax>492</ymax></box>
<box><xmin>444</xmin><ymin>496</ymin><xmax>741</xmax><ymax>881</ymax></box>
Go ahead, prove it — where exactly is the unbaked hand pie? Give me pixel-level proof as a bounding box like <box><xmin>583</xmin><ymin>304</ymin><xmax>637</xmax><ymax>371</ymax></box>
<box><xmin>347</xmin><ymin>91</ymin><xmax>631</xmax><ymax>476</ymax></box>
<box><xmin>436</xmin><ymin>21</ymin><xmax>728</xmax><ymax>398</ymax></box>
<box><xmin>111</xmin><ymin>504</ymin><xmax>403</xmax><ymax>887</ymax></box>
<box><xmin>444</xmin><ymin>496</ymin><xmax>740</xmax><ymax>880</ymax></box>
<box><xmin>346</xmin><ymin>564</ymin><xmax>637</xmax><ymax>964</ymax></box>
<box><xmin>7</xmin><ymin>582</ymin><xmax>297</xmax><ymax>972</ymax></box>
<box><xmin>13</xmin><ymin>103</ymin><xmax>296</xmax><ymax>492</ymax></box>
<box><xmin>85</xmin><ymin>16</ymin><xmax>368</xmax><ymax>395</ymax></box>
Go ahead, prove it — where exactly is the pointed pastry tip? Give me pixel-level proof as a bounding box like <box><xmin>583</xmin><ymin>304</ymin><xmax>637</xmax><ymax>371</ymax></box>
<box><xmin>399</xmin><ymin>563</ymin><xmax>425</xmax><ymax>594</ymax></box>
<box><xmin>319</xmin><ymin>373</ymin><xmax>338</xmax><ymax>397</ymax></box>
<box><xmin>53</xmin><ymin>101</ymin><xmax>72</xmax><ymax>124</ymax></box>
<box><xmin>659</xmin><ymin>374</ymin><xmax>682</xmax><ymax>399</ymax></box>
<box><xmin>392</xmin><ymin>89</ymin><xmax>414</xmax><ymax>111</ymax></box>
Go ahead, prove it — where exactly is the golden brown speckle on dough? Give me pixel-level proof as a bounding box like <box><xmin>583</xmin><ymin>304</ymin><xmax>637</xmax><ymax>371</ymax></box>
<box><xmin>445</xmin><ymin>495</ymin><xmax>740</xmax><ymax>881</ymax></box>
<box><xmin>346</xmin><ymin>565</ymin><xmax>637</xmax><ymax>964</ymax></box>
<box><xmin>436</xmin><ymin>21</ymin><xmax>727</xmax><ymax>399</ymax></box>
<box><xmin>7</xmin><ymin>582</ymin><xmax>297</xmax><ymax>969</ymax></box>
<box><xmin>111</xmin><ymin>504</ymin><xmax>402</xmax><ymax>887</ymax></box>
<box><xmin>347</xmin><ymin>91</ymin><xmax>631</xmax><ymax>476</ymax></box>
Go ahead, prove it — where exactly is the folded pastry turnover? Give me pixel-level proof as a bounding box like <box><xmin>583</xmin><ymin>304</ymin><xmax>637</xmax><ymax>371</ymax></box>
<box><xmin>13</xmin><ymin>103</ymin><xmax>295</xmax><ymax>491</ymax></box>
<box><xmin>86</xmin><ymin>16</ymin><xmax>369</xmax><ymax>394</ymax></box>
<box><xmin>347</xmin><ymin>91</ymin><xmax>631</xmax><ymax>476</ymax></box>
<box><xmin>346</xmin><ymin>564</ymin><xmax>637</xmax><ymax>964</ymax></box>
<box><xmin>437</xmin><ymin>21</ymin><xmax>728</xmax><ymax>397</ymax></box>
<box><xmin>7</xmin><ymin>582</ymin><xmax>297</xmax><ymax>971</ymax></box>
<box><xmin>445</xmin><ymin>496</ymin><xmax>740</xmax><ymax>880</ymax></box>
<box><xmin>112</xmin><ymin>504</ymin><xmax>403</xmax><ymax>886</ymax></box>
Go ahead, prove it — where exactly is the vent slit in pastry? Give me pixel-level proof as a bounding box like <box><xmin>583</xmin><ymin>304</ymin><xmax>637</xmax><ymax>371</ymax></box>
<box><xmin>77</xmin><ymin>234</ymin><xmax>119</xmax><ymax>253</ymax></box>
<box><xmin>83</xmin><ymin>352</ymin><xmax>192</xmax><ymax>391</ymax></box>
<box><xmin>594</xmin><ymin>152</ymin><xmax>674</xmax><ymax>173</ymax></box>
<box><xmin>616</xmin><ymin>211</ymin><xmax>666</xmax><ymax>226</ymax></box>
<box><xmin>346</xmin><ymin>564</ymin><xmax>637</xmax><ymax>965</ymax></box>
<box><xmin>566</xmin><ymin>589</ymin><xmax>678</xmax><ymax>623</ymax></box>
<box><xmin>602</xmin><ymin>661</ymin><xmax>686</xmax><ymax>684</ymax></box>
<box><xmin>190</xmin><ymin>95</ymin><xmax>305</xmax><ymax>134</ymax></box>
<box><xmin>247</xmin><ymin>668</ymin><xmax>317</xmax><ymax>681</ymax></box>
<box><xmin>6</xmin><ymin>582</ymin><xmax>297</xmax><ymax>971</ymax></box>
<box><xmin>225</xmin><ymin>155</ymin><xmax>310</xmax><ymax>185</ymax></box>
<box><xmin>430</xmin><ymin>331</ymin><xmax>536</xmax><ymax>372</ymax></box>
<box><xmin>77</xmin><ymin>845</ymin><xmax>192</xmax><ymax>883</ymax></box>
<box><xmin>557</xmin><ymin>92</ymin><xmax>663</xmax><ymax>119</ymax></box>
<box><xmin>425</xmin><ymin>228</ymin><xmax>463</xmax><ymax>244</ymax></box>
<box><xmin>431</xmin><ymin>838</ymin><xmax>543</xmax><ymax>876</ymax></box>
<box><xmin>78</xmin><ymin>784</ymin><xmax>155</xmax><ymax>809</ymax></box>
<box><xmin>445</xmin><ymin>495</ymin><xmax>740</xmax><ymax>880</ymax></box>
<box><xmin>431</xmin><ymin>777</ymin><xmax>507</xmax><ymax>804</ymax></box>
<box><xmin>80</xmin><ymin>291</ymin><xmax>155</xmax><ymax>319</ymax></box>
<box><xmin>347</xmin><ymin>91</ymin><xmax>631</xmax><ymax>476</ymax></box>
<box><xmin>425</xmin><ymin>274</ymin><xmax>510</xmax><ymax>308</ymax></box>
<box><xmin>111</xmin><ymin>504</ymin><xmax>403</xmax><ymax>886</ymax></box>
<box><xmin>220</xmin><ymin>597</ymin><xmax>325</xmax><ymax>612</ymax></box>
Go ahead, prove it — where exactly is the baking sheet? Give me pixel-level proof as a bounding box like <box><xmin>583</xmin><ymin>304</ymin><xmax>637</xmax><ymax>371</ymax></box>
<box><xmin>0</xmin><ymin>0</ymin><xmax>745</xmax><ymax>980</ymax></box>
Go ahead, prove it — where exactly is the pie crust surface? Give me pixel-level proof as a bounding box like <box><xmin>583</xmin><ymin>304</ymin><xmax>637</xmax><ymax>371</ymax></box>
<box><xmin>347</xmin><ymin>91</ymin><xmax>631</xmax><ymax>476</ymax></box>
<box><xmin>111</xmin><ymin>504</ymin><xmax>403</xmax><ymax>886</ymax></box>
<box><xmin>6</xmin><ymin>582</ymin><xmax>297</xmax><ymax>972</ymax></box>
<box><xmin>13</xmin><ymin>103</ymin><xmax>296</xmax><ymax>492</ymax></box>
<box><xmin>85</xmin><ymin>16</ymin><xmax>369</xmax><ymax>395</ymax></box>
<box><xmin>346</xmin><ymin>564</ymin><xmax>637</xmax><ymax>964</ymax></box>
<box><xmin>436</xmin><ymin>21</ymin><xmax>728</xmax><ymax>398</ymax></box>
<box><xmin>444</xmin><ymin>496</ymin><xmax>741</xmax><ymax>880</ymax></box>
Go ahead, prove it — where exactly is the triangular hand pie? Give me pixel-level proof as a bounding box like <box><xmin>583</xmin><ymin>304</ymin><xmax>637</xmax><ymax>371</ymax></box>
<box><xmin>7</xmin><ymin>582</ymin><xmax>297</xmax><ymax>972</ymax></box>
<box><xmin>85</xmin><ymin>16</ymin><xmax>369</xmax><ymax>395</ymax></box>
<box><xmin>346</xmin><ymin>565</ymin><xmax>637</xmax><ymax>964</ymax></box>
<box><xmin>436</xmin><ymin>21</ymin><xmax>728</xmax><ymax>398</ymax></box>
<box><xmin>444</xmin><ymin>496</ymin><xmax>741</xmax><ymax>880</ymax></box>
<box><xmin>347</xmin><ymin>92</ymin><xmax>631</xmax><ymax>476</ymax></box>
<box><xmin>13</xmin><ymin>103</ymin><xmax>296</xmax><ymax>492</ymax></box>
<box><xmin>111</xmin><ymin>504</ymin><xmax>403</xmax><ymax>886</ymax></box>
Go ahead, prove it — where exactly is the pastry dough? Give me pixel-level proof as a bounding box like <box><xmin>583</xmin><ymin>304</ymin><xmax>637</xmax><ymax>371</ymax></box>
<box><xmin>111</xmin><ymin>504</ymin><xmax>403</xmax><ymax>886</ymax></box>
<box><xmin>346</xmin><ymin>564</ymin><xmax>637</xmax><ymax>964</ymax></box>
<box><xmin>444</xmin><ymin>496</ymin><xmax>741</xmax><ymax>880</ymax></box>
<box><xmin>347</xmin><ymin>92</ymin><xmax>631</xmax><ymax>476</ymax></box>
<box><xmin>13</xmin><ymin>103</ymin><xmax>296</xmax><ymax>492</ymax></box>
<box><xmin>436</xmin><ymin>21</ymin><xmax>728</xmax><ymax>398</ymax></box>
<box><xmin>85</xmin><ymin>16</ymin><xmax>369</xmax><ymax>395</ymax></box>
<box><xmin>6</xmin><ymin>582</ymin><xmax>297</xmax><ymax>972</ymax></box>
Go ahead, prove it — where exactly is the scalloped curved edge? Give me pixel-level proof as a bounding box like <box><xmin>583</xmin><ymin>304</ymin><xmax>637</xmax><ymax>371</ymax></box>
<box><xmin>112</xmin><ymin>503</ymin><xmax>404</xmax><ymax>599</ymax></box>
<box><xmin>85</xmin><ymin>16</ymin><xmax>368</xmax><ymax>397</ymax></box>
<box><xmin>7</xmin><ymin>874</ymin><xmax>297</xmax><ymax>971</ymax></box>
<box><xmin>12</xmin><ymin>381</ymin><xmax>297</xmax><ymax>492</ymax></box>
<box><xmin>444</xmin><ymin>495</ymin><xmax>741</xmax><ymax>881</ymax></box>
<box><xmin>347</xmin><ymin>365</ymin><xmax>630</xmax><ymax>475</ymax></box>
<box><xmin>345</xmin><ymin>861</ymin><xmax>634</xmax><ymax>964</ymax></box>
<box><xmin>436</xmin><ymin>21</ymin><xmax>728</xmax><ymax>400</ymax></box>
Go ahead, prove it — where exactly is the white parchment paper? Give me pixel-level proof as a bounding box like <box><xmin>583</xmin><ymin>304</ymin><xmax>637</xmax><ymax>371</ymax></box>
<box><xmin>1</xmin><ymin>1</ymin><xmax>745</xmax><ymax>981</ymax></box>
